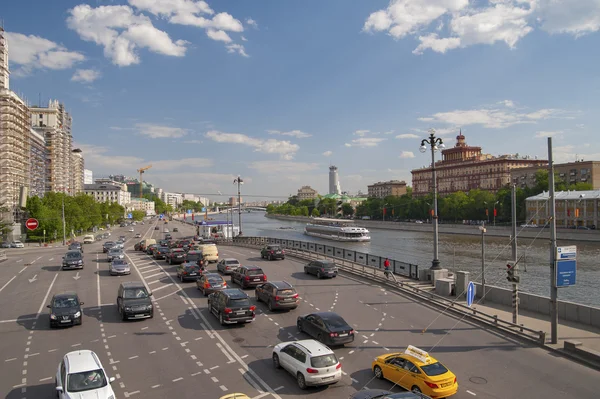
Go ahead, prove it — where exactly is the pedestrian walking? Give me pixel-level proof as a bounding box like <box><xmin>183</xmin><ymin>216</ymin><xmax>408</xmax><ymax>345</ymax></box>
<box><xmin>384</xmin><ymin>258</ymin><xmax>391</xmax><ymax>279</ymax></box>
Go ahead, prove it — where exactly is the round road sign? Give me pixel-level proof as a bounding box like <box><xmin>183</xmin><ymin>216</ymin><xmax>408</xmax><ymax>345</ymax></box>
<box><xmin>26</xmin><ymin>218</ymin><xmax>39</xmax><ymax>231</ymax></box>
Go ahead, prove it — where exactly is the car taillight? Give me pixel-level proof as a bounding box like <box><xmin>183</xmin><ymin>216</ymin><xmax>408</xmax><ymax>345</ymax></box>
<box><xmin>292</xmin><ymin>293</ymin><xmax>299</xmax><ymax>298</ymax></box>
<box><xmin>224</xmin><ymin>308</ymin><xmax>232</xmax><ymax>314</ymax></box>
<box><xmin>330</xmin><ymin>332</ymin><xmax>338</xmax><ymax>337</ymax></box>
<box><xmin>321</xmin><ymin>268</ymin><xmax>325</xmax><ymax>272</ymax></box>
<box><xmin>270</xmin><ymin>251</ymin><xmax>274</xmax><ymax>254</ymax></box>
<box><xmin>306</xmin><ymin>368</ymin><xmax>319</xmax><ymax>374</ymax></box>
<box><xmin>245</xmin><ymin>276</ymin><xmax>250</xmax><ymax>281</ymax></box>
<box><xmin>349</xmin><ymin>330</ymin><xmax>354</xmax><ymax>335</ymax></box>
<box><xmin>263</xmin><ymin>274</ymin><xmax>267</xmax><ymax>281</ymax></box>
<box><xmin>424</xmin><ymin>381</ymin><xmax>438</xmax><ymax>388</ymax></box>
<box><xmin>216</xmin><ymin>252</ymin><xmax>218</xmax><ymax>256</ymax></box>
<box><xmin>222</xmin><ymin>282</ymin><xmax>227</xmax><ymax>287</ymax></box>
<box><xmin>282</xmin><ymin>250</ymin><xmax>285</xmax><ymax>254</ymax></box>
<box><xmin>454</xmin><ymin>377</ymin><xmax>457</xmax><ymax>383</ymax></box>
<box><xmin>182</xmin><ymin>271</ymin><xmax>187</xmax><ymax>275</ymax></box>
<box><xmin>204</xmin><ymin>281</ymin><xmax>210</xmax><ymax>288</ymax></box>
<box><xmin>336</xmin><ymin>363</ymin><xmax>342</xmax><ymax>369</ymax></box>
<box><xmin>249</xmin><ymin>305</ymin><xmax>256</xmax><ymax>311</ymax></box>
<box><xmin>275</xmin><ymin>296</ymin><xmax>281</xmax><ymax>301</ymax></box>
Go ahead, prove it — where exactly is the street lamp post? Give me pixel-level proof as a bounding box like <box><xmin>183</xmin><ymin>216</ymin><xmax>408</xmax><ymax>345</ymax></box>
<box><xmin>479</xmin><ymin>224</ymin><xmax>487</xmax><ymax>303</ymax></box>
<box><xmin>419</xmin><ymin>129</ymin><xmax>445</xmax><ymax>270</ymax></box>
<box><xmin>233</xmin><ymin>176</ymin><xmax>244</xmax><ymax>236</ymax></box>
<box><xmin>493</xmin><ymin>200</ymin><xmax>499</xmax><ymax>227</ymax></box>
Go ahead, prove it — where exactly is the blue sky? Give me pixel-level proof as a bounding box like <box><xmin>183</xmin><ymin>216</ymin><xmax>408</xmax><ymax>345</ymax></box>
<box><xmin>3</xmin><ymin>0</ymin><xmax>600</xmax><ymax>201</ymax></box>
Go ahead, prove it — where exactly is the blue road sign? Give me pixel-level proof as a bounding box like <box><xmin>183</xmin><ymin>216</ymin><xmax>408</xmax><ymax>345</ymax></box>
<box><xmin>187</xmin><ymin>209</ymin><xmax>192</xmax><ymax>214</ymax></box>
<box><xmin>556</xmin><ymin>259</ymin><xmax>577</xmax><ymax>287</ymax></box>
<box><xmin>202</xmin><ymin>207</ymin><xmax>206</xmax><ymax>212</ymax></box>
<box><xmin>159</xmin><ymin>213</ymin><xmax>164</xmax><ymax>219</ymax></box>
<box><xmin>127</xmin><ymin>213</ymin><xmax>132</xmax><ymax>219</ymax></box>
<box><xmin>466</xmin><ymin>281</ymin><xmax>475</xmax><ymax>307</ymax></box>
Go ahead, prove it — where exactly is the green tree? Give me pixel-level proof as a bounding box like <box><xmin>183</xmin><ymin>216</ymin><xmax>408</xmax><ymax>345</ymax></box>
<box><xmin>311</xmin><ymin>208</ymin><xmax>320</xmax><ymax>217</ymax></box>
<box><xmin>131</xmin><ymin>210</ymin><xmax>145</xmax><ymax>221</ymax></box>
<box><xmin>341</xmin><ymin>203</ymin><xmax>354</xmax><ymax>217</ymax></box>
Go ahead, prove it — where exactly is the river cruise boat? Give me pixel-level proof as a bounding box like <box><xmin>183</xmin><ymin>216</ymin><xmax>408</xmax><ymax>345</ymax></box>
<box><xmin>304</xmin><ymin>217</ymin><xmax>371</xmax><ymax>242</ymax></box>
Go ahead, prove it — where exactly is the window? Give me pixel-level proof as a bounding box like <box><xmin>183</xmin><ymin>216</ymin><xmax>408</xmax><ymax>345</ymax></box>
<box><xmin>228</xmin><ymin>298</ymin><xmax>250</xmax><ymax>307</ymax></box>
<box><xmin>404</xmin><ymin>360</ymin><xmax>420</xmax><ymax>374</ymax></box>
<box><xmin>123</xmin><ymin>288</ymin><xmax>148</xmax><ymax>299</ymax></box>
<box><xmin>311</xmin><ymin>353</ymin><xmax>338</xmax><ymax>368</ymax></box>
<box><xmin>67</xmin><ymin>369</ymin><xmax>107</xmax><ymax>392</ymax></box>
<box><xmin>420</xmin><ymin>362</ymin><xmax>449</xmax><ymax>376</ymax></box>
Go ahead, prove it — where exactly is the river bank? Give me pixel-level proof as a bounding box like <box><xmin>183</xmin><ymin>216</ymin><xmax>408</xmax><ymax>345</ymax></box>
<box><xmin>265</xmin><ymin>213</ymin><xmax>600</xmax><ymax>242</ymax></box>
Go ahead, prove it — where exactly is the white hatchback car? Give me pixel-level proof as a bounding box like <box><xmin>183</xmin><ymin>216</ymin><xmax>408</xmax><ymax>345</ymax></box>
<box><xmin>55</xmin><ymin>350</ymin><xmax>116</xmax><ymax>398</ymax></box>
<box><xmin>272</xmin><ymin>339</ymin><xmax>342</xmax><ymax>389</ymax></box>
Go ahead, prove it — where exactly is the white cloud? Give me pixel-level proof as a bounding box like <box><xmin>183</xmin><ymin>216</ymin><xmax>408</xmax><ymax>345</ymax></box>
<box><xmin>538</xmin><ymin>0</ymin><xmax>600</xmax><ymax>37</ymax></box>
<box><xmin>384</xmin><ymin>130</ymin><xmax>395</xmax><ymax>135</ymax></box>
<box><xmin>322</xmin><ymin>150</ymin><xmax>333</xmax><ymax>157</ymax></box>
<box><xmin>241</xmin><ymin>36</ymin><xmax>248</xmax><ymax>41</ymax></box>
<box><xmin>499</xmin><ymin>100</ymin><xmax>515</xmax><ymax>108</ymax></box>
<box><xmin>249</xmin><ymin>161</ymin><xmax>318</xmax><ymax>174</ymax></box>
<box><xmin>419</xmin><ymin>104</ymin><xmax>575</xmax><ymax>129</ymax></box>
<box><xmin>344</xmin><ymin>137</ymin><xmax>387</xmax><ymax>148</ymax></box>
<box><xmin>576</xmin><ymin>124</ymin><xmax>585</xmax><ymax>129</ymax></box>
<box><xmin>267</xmin><ymin>130</ymin><xmax>312</xmax><ymax>138</ymax></box>
<box><xmin>399</xmin><ymin>151</ymin><xmax>415</xmax><ymax>159</ymax></box>
<box><xmin>365</xmin><ymin>0</ymin><xmax>540</xmax><ymax>55</ymax></box>
<box><xmin>354</xmin><ymin>129</ymin><xmax>370</xmax><ymax>136</ymax></box>
<box><xmin>5</xmin><ymin>32</ymin><xmax>85</xmax><ymax>75</ymax></box>
<box><xmin>396</xmin><ymin>133</ymin><xmax>420</xmax><ymax>139</ymax></box>
<box><xmin>205</xmin><ymin>130</ymin><xmax>299</xmax><ymax>160</ymax></box>
<box><xmin>206</xmin><ymin>29</ymin><xmax>232</xmax><ymax>43</ymax></box>
<box><xmin>535</xmin><ymin>130</ymin><xmax>562</xmax><ymax>138</ymax></box>
<box><xmin>246</xmin><ymin>18</ymin><xmax>258</xmax><ymax>28</ymax></box>
<box><xmin>151</xmin><ymin>158</ymin><xmax>213</xmax><ymax>170</ymax></box>
<box><xmin>226</xmin><ymin>43</ymin><xmax>249</xmax><ymax>57</ymax></box>
<box><xmin>111</xmin><ymin>123</ymin><xmax>189</xmax><ymax>138</ymax></box>
<box><xmin>67</xmin><ymin>4</ymin><xmax>187</xmax><ymax>66</ymax></box>
<box><xmin>71</xmin><ymin>69</ymin><xmax>101</xmax><ymax>83</ymax></box>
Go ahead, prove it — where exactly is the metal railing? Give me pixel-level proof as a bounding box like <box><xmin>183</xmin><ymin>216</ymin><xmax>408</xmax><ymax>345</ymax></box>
<box><xmin>224</xmin><ymin>236</ymin><xmax>548</xmax><ymax>346</ymax></box>
<box><xmin>230</xmin><ymin>236</ymin><xmax>419</xmax><ymax>279</ymax></box>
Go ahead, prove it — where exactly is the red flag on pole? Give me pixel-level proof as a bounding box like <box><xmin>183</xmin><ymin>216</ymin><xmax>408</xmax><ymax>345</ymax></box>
<box><xmin>493</xmin><ymin>208</ymin><xmax>497</xmax><ymax>217</ymax></box>
<box><xmin>192</xmin><ymin>213</ymin><xmax>194</xmax><ymax>221</ymax></box>
<box><xmin>383</xmin><ymin>208</ymin><xmax>386</xmax><ymax>216</ymax></box>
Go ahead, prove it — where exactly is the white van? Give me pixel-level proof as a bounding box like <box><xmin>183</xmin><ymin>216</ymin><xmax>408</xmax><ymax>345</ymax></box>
<box><xmin>198</xmin><ymin>244</ymin><xmax>219</xmax><ymax>263</ymax></box>
<box><xmin>83</xmin><ymin>235</ymin><xmax>95</xmax><ymax>244</ymax></box>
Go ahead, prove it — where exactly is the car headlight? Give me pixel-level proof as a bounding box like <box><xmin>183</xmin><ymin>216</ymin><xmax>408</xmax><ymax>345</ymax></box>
<box><xmin>125</xmin><ymin>307</ymin><xmax>131</xmax><ymax>311</ymax></box>
<box><xmin>74</xmin><ymin>311</ymin><xmax>81</xmax><ymax>318</ymax></box>
<box><xmin>50</xmin><ymin>314</ymin><xmax>57</xmax><ymax>320</ymax></box>
<box><xmin>147</xmin><ymin>304</ymin><xmax>153</xmax><ymax>310</ymax></box>
<box><xmin>78</xmin><ymin>260</ymin><xmax>83</xmax><ymax>264</ymax></box>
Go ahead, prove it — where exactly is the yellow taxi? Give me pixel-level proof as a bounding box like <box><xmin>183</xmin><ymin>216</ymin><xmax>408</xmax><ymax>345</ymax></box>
<box><xmin>371</xmin><ymin>345</ymin><xmax>458</xmax><ymax>398</ymax></box>
<box><xmin>219</xmin><ymin>394</ymin><xmax>250</xmax><ymax>399</ymax></box>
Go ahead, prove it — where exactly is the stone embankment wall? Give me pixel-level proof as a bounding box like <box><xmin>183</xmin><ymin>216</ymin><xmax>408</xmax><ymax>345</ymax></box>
<box><xmin>265</xmin><ymin>214</ymin><xmax>600</xmax><ymax>242</ymax></box>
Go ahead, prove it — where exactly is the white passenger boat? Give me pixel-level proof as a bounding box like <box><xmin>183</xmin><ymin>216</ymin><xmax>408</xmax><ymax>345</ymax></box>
<box><xmin>304</xmin><ymin>217</ymin><xmax>371</xmax><ymax>242</ymax></box>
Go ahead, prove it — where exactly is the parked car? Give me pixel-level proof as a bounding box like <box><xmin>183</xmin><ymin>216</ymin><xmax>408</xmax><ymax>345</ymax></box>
<box><xmin>62</xmin><ymin>251</ymin><xmax>84</xmax><ymax>270</ymax></box>
<box><xmin>197</xmin><ymin>273</ymin><xmax>227</xmax><ymax>296</ymax></box>
<box><xmin>217</xmin><ymin>258</ymin><xmax>241</xmax><ymax>275</ymax></box>
<box><xmin>166</xmin><ymin>248</ymin><xmax>186</xmax><ymax>265</ymax></box>
<box><xmin>297</xmin><ymin>312</ymin><xmax>355</xmax><ymax>346</ymax></box>
<box><xmin>260</xmin><ymin>245</ymin><xmax>285</xmax><ymax>260</ymax></box>
<box><xmin>117</xmin><ymin>282</ymin><xmax>153</xmax><ymax>320</ymax></box>
<box><xmin>255</xmin><ymin>281</ymin><xmax>299</xmax><ymax>311</ymax></box>
<box><xmin>109</xmin><ymin>259</ymin><xmax>131</xmax><ymax>276</ymax></box>
<box><xmin>304</xmin><ymin>260</ymin><xmax>338</xmax><ymax>279</ymax></box>
<box><xmin>55</xmin><ymin>350</ymin><xmax>116</xmax><ymax>398</ymax></box>
<box><xmin>272</xmin><ymin>339</ymin><xmax>342</xmax><ymax>389</ymax></box>
<box><xmin>83</xmin><ymin>235</ymin><xmax>95</xmax><ymax>244</ymax></box>
<box><xmin>177</xmin><ymin>262</ymin><xmax>202</xmax><ymax>282</ymax></box>
<box><xmin>48</xmin><ymin>292</ymin><xmax>84</xmax><ymax>327</ymax></box>
<box><xmin>231</xmin><ymin>266</ymin><xmax>267</xmax><ymax>289</ymax></box>
<box><xmin>207</xmin><ymin>288</ymin><xmax>255</xmax><ymax>325</ymax></box>
<box><xmin>11</xmin><ymin>240</ymin><xmax>25</xmax><ymax>248</ymax></box>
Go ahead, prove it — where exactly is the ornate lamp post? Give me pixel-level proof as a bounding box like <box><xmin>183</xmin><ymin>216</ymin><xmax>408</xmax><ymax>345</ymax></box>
<box><xmin>233</xmin><ymin>176</ymin><xmax>244</xmax><ymax>235</ymax></box>
<box><xmin>419</xmin><ymin>129</ymin><xmax>445</xmax><ymax>270</ymax></box>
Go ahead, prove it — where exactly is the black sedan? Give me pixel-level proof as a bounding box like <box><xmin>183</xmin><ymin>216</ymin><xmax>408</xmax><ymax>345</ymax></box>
<box><xmin>47</xmin><ymin>292</ymin><xmax>84</xmax><ymax>328</ymax></box>
<box><xmin>350</xmin><ymin>390</ymin><xmax>430</xmax><ymax>399</ymax></box>
<box><xmin>297</xmin><ymin>312</ymin><xmax>354</xmax><ymax>346</ymax></box>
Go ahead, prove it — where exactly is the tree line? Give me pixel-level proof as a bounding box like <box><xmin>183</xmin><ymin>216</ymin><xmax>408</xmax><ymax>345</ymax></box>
<box><xmin>267</xmin><ymin>170</ymin><xmax>593</xmax><ymax>225</ymax></box>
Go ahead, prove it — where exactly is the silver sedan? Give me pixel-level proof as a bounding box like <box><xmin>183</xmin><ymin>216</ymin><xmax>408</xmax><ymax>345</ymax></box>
<box><xmin>109</xmin><ymin>259</ymin><xmax>131</xmax><ymax>275</ymax></box>
<box><xmin>107</xmin><ymin>249</ymin><xmax>124</xmax><ymax>262</ymax></box>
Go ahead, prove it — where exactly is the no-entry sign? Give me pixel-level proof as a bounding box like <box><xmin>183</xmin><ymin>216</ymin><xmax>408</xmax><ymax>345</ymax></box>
<box><xmin>25</xmin><ymin>218</ymin><xmax>39</xmax><ymax>230</ymax></box>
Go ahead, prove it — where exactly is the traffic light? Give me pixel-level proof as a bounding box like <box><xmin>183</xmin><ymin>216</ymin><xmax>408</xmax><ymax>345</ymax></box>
<box><xmin>506</xmin><ymin>264</ymin><xmax>520</xmax><ymax>284</ymax></box>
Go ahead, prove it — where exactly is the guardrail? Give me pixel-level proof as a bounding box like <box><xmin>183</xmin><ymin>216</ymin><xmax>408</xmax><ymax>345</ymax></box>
<box><xmin>224</xmin><ymin>236</ymin><xmax>548</xmax><ymax>346</ymax></box>
<box><xmin>0</xmin><ymin>250</ymin><xmax>6</xmax><ymax>262</ymax></box>
<box><xmin>230</xmin><ymin>236</ymin><xmax>419</xmax><ymax>280</ymax></box>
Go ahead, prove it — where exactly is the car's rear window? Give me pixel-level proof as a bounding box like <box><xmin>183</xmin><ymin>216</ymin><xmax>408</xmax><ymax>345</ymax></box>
<box><xmin>226</xmin><ymin>260</ymin><xmax>239</xmax><ymax>265</ymax></box>
<box><xmin>208</xmin><ymin>277</ymin><xmax>223</xmax><ymax>285</ymax></box>
<box><xmin>320</xmin><ymin>262</ymin><xmax>336</xmax><ymax>269</ymax></box>
<box><xmin>420</xmin><ymin>362</ymin><xmax>449</xmax><ymax>376</ymax></box>
<box><xmin>277</xmin><ymin>289</ymin><xmax>295</xmax><ymax>296</ymax></box>
<box><xmin>323</xmin><ymin>316</ymin><xmax>347</xmax><ymax>328</ymax></box>
<box><xmin>228</xmin><ymin>298</ymin><xmax>250</xmax><ymax>307</ymax></box>
<box><xmin>185</xmin><ymin>265</ymin><xmax>199</xmax><ymax>271</ymax></box>
<box><xmin>247</xmin><ymin>269</ymin><xmax>263</xmax><ymax>276</ymax></box>
<box><xmin>311</xmin><ymin>354</ymin><xmax>338</xmax><ymax>368</ymax></box>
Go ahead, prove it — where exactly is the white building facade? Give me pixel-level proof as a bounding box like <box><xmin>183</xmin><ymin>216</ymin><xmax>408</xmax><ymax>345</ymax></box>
<box><xmin>128</xmin><ymin>198</ymin><xmax>156</xmax><ymax>215</ymax></box>
<box><xmin>161</xmin><ymin>191</ymin><xmax>183</xmax><ymax>208</ymax></box>
<box><xmin>84</xmin><ymin>183</ymin><xmax>131</xmax><ymax>206</ymax></box>
<box><xmin>84</xmin><ymin>169</ymin><xmax>93</xmax><ymax>184</ymax></box>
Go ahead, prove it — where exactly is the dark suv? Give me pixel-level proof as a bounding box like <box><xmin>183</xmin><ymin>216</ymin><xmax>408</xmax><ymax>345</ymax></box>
<box><xmin>62</xmin><ymin>250</ymin><xmax>84</xmax><ymax>270</ymax></box>
<box><xmin>207</xmin><ymin>288</ymin><xmax>255</xmax><ymax>326</ymax></box>
<box><xmin>304</xmin><ymin>260</ymin><xmax>338</xmax><ymax>279</ymax></box>
<box><xmin>166</xmin><ymin>248</ymin><xmax>186</xmax><ymax>264</ymax></box>
<box><xmin>231</xmin><ymin>266</ymin><xmax>267</xmax><ymax>289</ymax></box>
<box><xmin>260</xmin><ymin>245</ymin><xmax>285</xmax><ymax>261</ymax></box>
<box><xmin>47</xmin><ymin>292</ymin><xmax>84</xmax><ymax>328</ymax></box>
<box><xmin>255</xmin><ymin>281</ymin><xmax>299</xmax><ymax>311</ymax></box>
<box><xmin>153</xmin><ymin>246</ymin><xmax>169</xmax><ymax>260</ymax></box>
<box><xmin>117</xmin><ymin>282</ymin><xmax>154</xmax><ymax>321</ymax></box>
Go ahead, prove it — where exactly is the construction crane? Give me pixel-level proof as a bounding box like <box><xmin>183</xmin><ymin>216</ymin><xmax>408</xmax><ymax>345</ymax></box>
<box><xmin>137</xmin><ymin>165</ymin><xmax>152</xmax><ymax>198</ymax></box>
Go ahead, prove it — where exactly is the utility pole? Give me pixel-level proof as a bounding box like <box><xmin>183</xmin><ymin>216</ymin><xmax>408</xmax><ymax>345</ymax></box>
<box><xmin>480</xmin><ymin>223</ymin><xmax>486</xmax><ymax>304</ymax></box>
<box><xmin>62</xmin><ymin>196</ymin><xmax>67</xmax><ymax>245</ymax></box>
<box><xmin>233</xmin><ymin>176</ymin><xmax>243</xmax><ymax>235</ymax></box>
<box><xmin>548</xmin><ymin>137</ymin><xmax>558</xmax><ymax>344</ymax></box>
<box><xmin>511</xmin><ymin>184</ymin><xmax>519</xmax><ymax>324</ymax></box>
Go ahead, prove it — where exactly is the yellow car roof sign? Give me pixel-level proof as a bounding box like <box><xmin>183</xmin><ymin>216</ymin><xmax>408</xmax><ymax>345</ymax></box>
<box><xmin>405</xmin><ymin>345</ymin><xmax>431</xmax><ymax>364</ymax></box>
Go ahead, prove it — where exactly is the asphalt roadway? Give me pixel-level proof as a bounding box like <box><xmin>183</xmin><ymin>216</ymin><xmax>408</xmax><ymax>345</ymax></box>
<box><xmin>0</xmin><ymin>219</ymin><xmax>598</xmax><ymax>399</ymax></box>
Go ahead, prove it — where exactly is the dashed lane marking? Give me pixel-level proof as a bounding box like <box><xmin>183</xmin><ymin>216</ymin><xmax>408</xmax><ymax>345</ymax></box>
<box><xmin>151</xmin><ymin>384</ymin><xmax>161</xmax><ymax>389</ymax></box>
<box><xmin>467</xmin><ymin>390</ymin><xmax>477</xmax><ymax>396</ymax></box>
<box><xmin>39</xmin><ymin>377</ymin><xmax>53</xmax><ymax>382</ymax></box>
<box><xmin>220</xmin><ymin>385</ymin><xmax>228</xmax><ymax>391</ymax></box>
<box><xmin>19</xmin><ymin>267</ymin><xmax>27</xmax><ymax>274</ymax></box>
<box><xmin>152</xmin><ymin>283</ymin><xmax>173</xmax><ymax>292</ymax></box>
<box><xmin>173</xmin><ymin>377</ymin><xmax>184</xmax><ymax>382</ymax></box>
<box><xmin>154</xmin><ymin>290</ymin><xmax>180</xmax><ymax>302</ymax></box>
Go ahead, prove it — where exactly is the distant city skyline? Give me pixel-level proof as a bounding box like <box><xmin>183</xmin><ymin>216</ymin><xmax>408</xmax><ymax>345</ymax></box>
<box><xmin>2</xmin><ymin>1</ymin><xmax>599</xmax><ymax>199</ymax></box>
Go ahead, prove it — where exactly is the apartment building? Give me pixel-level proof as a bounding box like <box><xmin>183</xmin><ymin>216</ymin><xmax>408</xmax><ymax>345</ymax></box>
<box><xmin>30</xmin><ymin>99</ymin><xmax>73</xmax><ymax>193</ymax></box>
<box><xmin>161</xmin><ymin>191</ymin><xmax>183</xmax><ymax>208</ymax></box>
<box><xmin>128</xmin><ymin>198</ymin><xmax>156</xmax><ymax>215</ymax></box>
<box><xmin>29</xmin><ymin>128</ymin><xmax>47</xmax><ymax>198</ymax></box>
<box><xmin>297</xmin><ymin>185</ymin><xmax>318</xmax><ymax>200</ymax></box>
<box><xmin>84</xmin><ymin>169</ymin><xmax>93</xmax><ymax>185</ymax></box>
<box><xmin>411</xmin><ymin>133</ymin><xmax>547</xmax><ymax>197</ymax></box>
<box><xmin>367</xmin><ymin>180</ymin><xmax>407</xmax><ymax>198</ymax></box>
<box><xmin>84</xmin><ymin>183</ymin><xmax>131</xmax><ymax>206</ymax></box>
<box><xmin>511</xmin><ymin>160</ymin><xmax>600</xmax><ymax>190</ymax></box>
<box><xmin>71</xmin><ymin>148</ymin><xmax>84</xmax><ymax>194</ymax></box>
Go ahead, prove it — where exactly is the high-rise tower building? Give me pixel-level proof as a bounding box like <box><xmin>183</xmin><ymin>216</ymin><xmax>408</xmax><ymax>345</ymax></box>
<box><xmin>329</xmin><ymin>165</ymin><xmax>341</xmax><ymax>195</ymax></box>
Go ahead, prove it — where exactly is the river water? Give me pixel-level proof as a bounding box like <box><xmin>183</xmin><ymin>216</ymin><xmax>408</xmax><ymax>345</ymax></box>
<box><xmin>211</xmin><ymin>211</ymin><xmax>600</xmax><ymax>307</ymax></box>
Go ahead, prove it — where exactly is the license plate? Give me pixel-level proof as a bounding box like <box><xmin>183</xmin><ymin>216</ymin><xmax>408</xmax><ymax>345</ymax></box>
<box><xmin>189</xmin><ymin>273</ymin><xmax>197</xmax><ymax>276</ymax></box>
<box><xmin>134</xmin><ymin>314</ymin><xmax>146</xmax><ymax>318</ymax></box>
<box><xmin>253</xmin><ymin>278</ymin><xmax>260</xmax><ymax>281</ymax></box>
<box><xmin>61</xmin><ymin>319</ymin><xmax>70</xmax><ymax>323</ymax></box>
<box><xmin>322</xmin><ymin>376</ymin><xmax>334</xmax><ymax>380</ymax></box>
<box><xmin>338</xmin><ymin>333</ymin><xmax>348</xmax><ymax>337</ymax></box>
<box><xmin>442</xmin><ymin>382</ymin><xmax>452</xmax><ymax>387</ymax></box>
<box><xmin>236</xmin><ymin>311</ymin><xmax>246</xmax><ymax>315</ymax></box>
<box><xmin>176</xmin><ymin>255</ymin><xmax>182</xmax><ymax>258</ymax></box>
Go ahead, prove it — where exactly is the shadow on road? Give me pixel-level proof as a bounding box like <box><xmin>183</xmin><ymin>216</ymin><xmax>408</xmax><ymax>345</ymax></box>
<box><xmin>41</xmin><ymin>265</ymin><xmax>61</xmax><ymax>272</ymax></box>
<box><xmin>6</xmin><ymin>382</ymin><xmax>55</xmax><ymax>399</ymax></box>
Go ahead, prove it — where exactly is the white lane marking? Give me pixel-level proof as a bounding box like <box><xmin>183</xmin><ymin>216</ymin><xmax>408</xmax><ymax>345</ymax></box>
<box><xmin>16</xmin><ymin>259</ymin><xmax>23</xmax><ymax>263</ymax></box>
<box><xmin>71</xmin><ymin>343</ymin><xmax>82</xmax><ymax>347</ymax></box>
<box><xmin>96</xmin><ymin>253</ymin><xmax>101</xmax><ymax>307</ymax></box>
<box><xmin>48</xmin><ymin>258</ymin><xmax>54</xmax><ymax>261</ymax></box>
<box><xmin>138</xmin><ymin>265</ymin><xmax>156</xmax><ymax>271</ymax></box>
<box><xmin>19</xmin><ymin>267</ymin><xmax>27</xmax><ymax>274</ymax></box>
<box><xmin>239</xmin><ymin>368</ymin><xmax>263</xmax><ymax>393</ymax></box>
<box><xmin>191</xmin><ymin>372</ymin><xmax>203</xmax><ymax>376</ymax></box>
<box><xmin>274</xmin><ymin>386</ymin><xmax>284</xmax><ymax>391</ymax></box>
<box><xmin>152</xmin><ymin>283</ymin><xmax>173</xmax><ymax>292</ymax></box>
<box><xmin>210</xmin><ymin>365</ymin><xmax>220</xmax><ymax>370</ymax></box>
<box><xmin>172</xmin><ymin>377</ymin><xmax>183</xmax><ymax>382</ymax></box>
<box><xmin>151</xmin><ymin>384</ymin><xmax>161</xmax><ymax>389</ymax></box>
<box><xmin>147</xmin><ymin>279</ymin><xmax>161</xmax><ymax>285</ymax></box>
<box><xmin>39</xmin><ymin>376</ymin><xmax>53</xmax><ymax>382</ymax></box>
<box><xmin>125</xmin><ymin>251</ymin><xmax>283</xmax><ymax>399</ymax></box>
<box><xmin>251</xmin><ymin>393</ymin><xmax>270</xmax><ymax>399</ymax></box>
<box><xmin>0</xmin><ymin>317</ymin><xmax>36</xmax><ymax>324</ymax></box>
<box><xmin>467</xmin><ymin>390</ymin><xmax>477</xmax><ymax>396</ymax></box>
<box><xmin>351</xmin><ymin>378</ymin><xmax>359</xmax><ymax>383</ymax></box>
<box><xmin>144</xmin><ymin>272</ymin><xmax>164</xmax><ymax>279</ymax></box>
<box><xmin>220</xmin><ymin>385</ymin><xmax>228</xmax><ymax>391</ymax></box>
<box><xmin>211</xmin><ymin>376</ymin><xmax>219</xmax><ymax>383</ymax></box>
<box><xmin>0</xmin><ymin>276</ymin><xmax>17</xmax><ymax>294</ymax></box>
<box><xmin>154</xmin><ymin>289</ymin><xmax>180</xmax><ymax>302</ymax></box>
<box><xmin>38</xmin><ymin>273</ymin><xmax>59</xmax><ymax>315</ymax></box>
<box><xmin>5</xmin><ymin>358</ymin><xmax>17</xmax><ymax>362</ymax></box>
